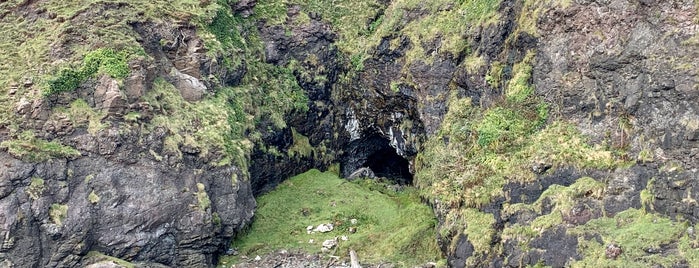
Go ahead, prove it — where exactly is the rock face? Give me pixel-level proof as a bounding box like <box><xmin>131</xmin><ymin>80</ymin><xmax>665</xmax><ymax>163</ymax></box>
<box><xmin>0</xmin><ymin>4</ymin><xmax>255</xmax><ymax>266</ymax></box>
<box><xmin>2</xmin><ymin>0</ymin><xmax>699</xmax><ymax>267</ymax></box>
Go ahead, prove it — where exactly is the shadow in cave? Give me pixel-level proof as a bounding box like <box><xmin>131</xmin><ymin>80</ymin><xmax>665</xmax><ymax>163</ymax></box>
<box><xmin>341</xmin><ymin>135</ymin><xmax>413</xmax><ymax>184</ymax></box>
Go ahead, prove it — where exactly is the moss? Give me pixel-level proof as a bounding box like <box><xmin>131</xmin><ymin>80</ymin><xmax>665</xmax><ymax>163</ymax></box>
<box><xmin>26</xmin><ymin>177</ymin><xmax>45</xmax><ymax>200</ymax></box>
<box><xmin>570</xmin><ymin>209</ymin><xmax>687</xmax><ymax>267</ymax></box>
<box><xmin>49</xmin><ymin>203</ymin><xmax>69</xmax><ymax>226</ymax></box>
<box><xmin>222</xmin><ymin>169</ymin><xmax>443</xmax><ymax>266</ymax></box>
<box><xmin>1</xmin><ymin>131</ymin><xmax>81</xmax><ymax>162</ymax></box>
<box><xmin>88</xmin><ymin>190</ymin><xmax>100</xmax><ymax>204</ymax></box>
<box><xmin>462</xmin><ymin>208</ymin><xmax>496</xmax><ymax>255</ymax></box>
<box><xmin>59</xmin><ymin>98</ymin><xmax>108</xmax><ymax>135</ymax></box>
<box><xmin>288</xmin><ymin>128</ymin><xmax>314</xmax><ymax>158</ymax></box>
<box><xmin>212</xmin><ymin>212</ymin><xmax>222</xmax><ymax>227</ymax></box>
<box><xmin>143</xmin><ymin>78</ymin><xmax>252</xmax><ymax>165</ymax></box>
<box><xmin>195</xmin><ymin>183</ymin><xmax>211</xmax><ymax>211</ymax></box>
<box><xmin>506</xmin><ymin>51</ymin><xmax>535</xmax><ymax>103</ymax></box>
<box><xmin>501</xmin><ymin>176</ymin><xmax>606</xmax><ymax>245</ymax></box>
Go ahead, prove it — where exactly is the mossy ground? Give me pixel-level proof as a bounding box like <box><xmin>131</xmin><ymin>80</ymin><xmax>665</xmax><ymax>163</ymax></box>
<box><xmin>221</xmin><ymin>169</ymin><xmax>444</xmax><ymax>267</ymax></box>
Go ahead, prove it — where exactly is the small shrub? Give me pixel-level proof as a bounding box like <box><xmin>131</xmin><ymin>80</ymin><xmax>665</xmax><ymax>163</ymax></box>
<box><xmin>45</xmin><ymin>48</ymin><xmax>131</xmax><ymax>96</ymax></box>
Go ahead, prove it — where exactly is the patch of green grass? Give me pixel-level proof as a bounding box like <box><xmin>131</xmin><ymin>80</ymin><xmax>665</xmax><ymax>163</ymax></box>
<box><xmin>223</xmin><ymin>169</ymin><xmax>443</xmax><ymax>266</ymax></box>
<box><xmin>502</xmin><ymin>176</ymin><xmax>606</xmax><ymax>243</ymax></box>
<box><xmin>143</xmin><ymin>78</ymin><xmax>252</xmax><ymax>166</ymax></box>
<box><xmin>1</xmin><ymin>131</ymin><xmax>81</xmax><ymax>162</ymax></box>
<box><xmin>26</xmin><ymin>177</ymin><xmax>46</xmax><ymax>200</ymax></box>
<box><xmin>49</xmin><ymin>203</ymin><xmax>69</xmax><ymax>226</ymax></box>
<box><xmin>569</xmin><ymin>209</ymin><xmax>687</xmax><ymax>267</ymax></box>
<box><xmin>195</xmin><ymin>183</ymin><xmax>211</xmax><ymax>210</ymax></box>
<box><xmin>506</xmin><ymin>51</ymin><xmax>535</xmax><ymax>102</ymax></box>
<box><xmin>45</xmin><ymin>48</ymin><xmax>132</xmax><ymax>96</ymax></box>
<box><xmin>288</xmin><ymin>128</ymin><xmax>314</xmax><ymax>158</ymax></box>
<box><xmin>0</xmin><ymin>0</ymin><xmax>221</xmax><ymax>134</ymax></box>
<box><xmin>88</xmin><ymin>190</ymin><xmax>101</xmax><ymax>204</ymax></box>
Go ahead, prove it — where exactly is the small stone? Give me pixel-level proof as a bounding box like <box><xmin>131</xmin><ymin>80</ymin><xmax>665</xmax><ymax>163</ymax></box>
<box><xmin>309</xmin><ymin>239</ymin><xmax>314</xmax><ymax>244</ymax></box>
<box><xmin>254</xmin><ymin>255</ymin><xmax>261</xmax><ymax>261</ymax></box>
<box><xmin>314</xmin><ymin>223</ymin><xmax>334</xmax><ymax>233</ymax></box>
<box><xmin>322</xmin><ymin>238</ymin><xmax>337</xmax><ymax>249</ymax></box>
<box><xmin>350</xmin><ymin>219</ymin><xmax>358</xmax><ymax>225</ymax></box>
<box><xmin>605</xmin><ymin>244</ymin><xmax>622</xmax><ymax>259</ymax></box>
<box><xmin>348</xmin><ymin>227</ymin><xmax>357</xmax><ymax>233</ymax></box>
<box><xmin>341</xmin><ymin>235</ymin><xmax>348</xmax><ymax>241</ymax></box>
<box><xmin>307</xmin><ymin>225</ymin><xmax>314</xmax><ymax>234</ymax></box>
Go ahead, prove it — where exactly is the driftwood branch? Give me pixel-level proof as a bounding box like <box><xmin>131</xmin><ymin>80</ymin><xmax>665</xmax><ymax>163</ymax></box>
<box><xmin>350</xmin><ymin>250</ymin><xmax>361</xmax><ymax>268</ymax></box>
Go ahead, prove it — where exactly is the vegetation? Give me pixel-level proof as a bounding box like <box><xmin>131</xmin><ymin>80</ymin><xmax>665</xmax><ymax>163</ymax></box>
<box><xmin>27</xmin><ymin>177</ymin><xmax>46</xmax><ymax>200</ymax></box>
<box><xmin>88</xmin><ymin>190</ymin><xmax>101</xmax><ymax>204</ymax></box>
<box><xmin>223</xmin><ymin>169</ymin><xmax>444</xmax><ymax>266</ymax></box>
<box><xmin>45</xmin><ymin>48</ymin><xmax>133</xmax><ymax>96</ymax></box>
<box><xmin>49</xmin><ymin>203</ymin><xmax>69</xmax><ymax>226</ymax></box>
<box><xmin>414</xmin><ymin>50</ymin><xmax>625</xmax><ymax>258</ymax></box>
<box><xmin>0</xmin><ymin>131</ymin><xmax>81</xmax><ymax>162</ymax></box>
<box><xmin>570</xmin><ymin>209</ymin><xmax>688</xmax><ymax>267</ymax></box>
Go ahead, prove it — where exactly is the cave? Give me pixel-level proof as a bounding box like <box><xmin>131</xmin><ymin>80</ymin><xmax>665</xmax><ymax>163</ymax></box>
<box><xmin>341</xmin><ymin>135</ymin><xmax>413</xmax><ymax>184</ymax></box>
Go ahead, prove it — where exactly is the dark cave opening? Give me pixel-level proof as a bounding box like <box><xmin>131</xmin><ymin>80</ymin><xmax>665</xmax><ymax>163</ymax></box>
<box><xmin>365</xmin><ymin>146</ymin><xmax>412</xmax><ymax>184</ymax></box>
<box><xmin>342</xmin><ymin>135</ymin><xmax>413</xmax><ymax>184</ymax></box>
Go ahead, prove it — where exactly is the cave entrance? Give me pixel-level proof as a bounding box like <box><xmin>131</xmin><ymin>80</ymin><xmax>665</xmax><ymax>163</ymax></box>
<box><xmin>342</xmin><ymin>135</ymin><xmax>413</xmax><ymax>184</ymax></box>
<box><xmin>365</xmin><ymin>146</ymin><xmax>412</xmax><ymax>184</ymax></box>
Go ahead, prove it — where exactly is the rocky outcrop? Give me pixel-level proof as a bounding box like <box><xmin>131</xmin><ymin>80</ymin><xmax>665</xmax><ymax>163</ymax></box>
<box><xmin>0</xmin><ymin>4</ymin><xmax>255</xmax><ymax>266</ymax></box>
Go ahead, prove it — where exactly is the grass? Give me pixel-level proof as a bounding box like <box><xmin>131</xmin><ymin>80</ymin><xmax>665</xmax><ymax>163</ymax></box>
<box><xmin>1</xmin><ymin>131</ymin><xmax>81</xmax><ymax>162</ymax></box>
<box><xmin>49</xmin><ymin>203</ymin><xmax>69</xmax><ymax>226</ymax></box>
<box><xmin>142</xmin><ymin>78</ymin><xmax>252</xmax><ymax>166</ymax></box>
<box><xmin>501</xmin><ymin>176</ymin><xmax>607</xmax><ymax>243</ymax></box>
<box><xmin>569</xmin><ymin>209</ymin><xmax>688</xmax><ymax>267</ymax></box>
<box><xmin>222</xmin><ymin>169</ymin><xmax>444</xmax><ymax>267</ymax></box>
<box><xmin>0</xmin><ymin>0</ymin><xmax>222</xmax><ymax>128</ymax></box>
<box><xmin>414</xmin><ymin>52</ymin><xmax>625</xmax><ymax>256</ymax></box>
<box><xmin>26</xmin><ymin>177</ymin><xmax>46</xmax><ymax>200</ymax></box>
<box><xmin>288</xmin><ymin>128</ymin><xmax>314</xmax><ymax>158</ymax></box>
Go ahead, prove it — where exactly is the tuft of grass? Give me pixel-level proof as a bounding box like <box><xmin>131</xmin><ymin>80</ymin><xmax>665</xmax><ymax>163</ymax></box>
<box><xmin>26</xmin><ymin>177</ymin><xmax>46</xmax><ymax>200</ymax></box>
<box><xmin>502</xmin><ymin>176</ymin><xmax>606</xmax><ymax>243</ymax></box>
<box><xmin>222</xmin><ymin>169</ymin><xmax>443</xmax><ymax>266</ymax></box>
<box><xmin>143</xmin><ymin>78</ymin><xmax>252</xmax><ymax>166</ymax></box>
<box><xmin>1</xmin><ymin>131</ymin><xmax>81</xmax><ymax>162</ymax></box>
<box><xmin>45</xmin><ymin>48</ymin><xmax>133</xmax><ymax>96</ymax></box>
<box><xmin>569</xmin><ymin>209</ymin><xmax>687</xmax><ymax>267</ymax></box>
<box><xmin>88</xmin><ymin>190</ymin><xmax>101</xmax><ymax>204</ymax></box>
<box><xmin>195</xmin><ymin>183</ymin><xmax>211</xmax><ymax>210</ymax></box>
<box><xmin>49</xmin><ymin>203</ymin><xmax>69</xmax><ymax>226</ymax></box>
<box><xmin>288</xmin><ymin>128</ymin><xmax>314</xmax><ymax>158</ymax></box>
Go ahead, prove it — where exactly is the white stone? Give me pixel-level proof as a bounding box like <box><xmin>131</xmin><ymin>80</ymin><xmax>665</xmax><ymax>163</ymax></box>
<box><xmin>314</xmin><ymin>223</ymin><xmax>334</xmax><ymax>233</ymax></box>
<box><xmin>322</xmin><ymin>238</ymin><xmax>337</xmax><ymax>249</ymax></box>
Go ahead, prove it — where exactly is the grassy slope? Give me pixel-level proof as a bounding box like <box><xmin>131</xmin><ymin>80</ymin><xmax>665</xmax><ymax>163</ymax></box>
<box><xmin>223</xmin><ymin>169</ymin><xmax>444</xmax><ymax>267</ymax></box>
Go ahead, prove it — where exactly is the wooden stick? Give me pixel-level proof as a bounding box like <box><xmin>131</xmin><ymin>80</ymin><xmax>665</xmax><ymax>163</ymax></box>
<box><xmin>350</xmin><ymin>250</ymin><xmax>361</xmax><ymax>268</ymax></box>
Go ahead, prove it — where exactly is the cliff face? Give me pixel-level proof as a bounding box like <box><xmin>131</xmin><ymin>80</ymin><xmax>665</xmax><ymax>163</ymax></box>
<box><xmin>1</xmin><ymin>0</ymin><xmax>698</xmax><ymax>267</ymax></box>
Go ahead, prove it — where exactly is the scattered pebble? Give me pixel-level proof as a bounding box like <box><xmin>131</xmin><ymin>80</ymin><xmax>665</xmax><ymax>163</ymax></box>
<box><xmin>322</xmin><ymin>238</ymin><xmax>338</xmax><ymax>249</ymax></box>
<box><xmin>348</xmin><ymin>227</ymin><xmax>357</xmax><ymax>233</ymax></box>
<box><xmin>254</xmin><ymin>255</ymin><xmax>261</xmax><ymax>261</ymax></box>
<box><xmin>314</xmin><ymin>223</ymin><xmax>334</xmax><ymax>233</ymax></box>
<box><xmin>341</xmin><ymin>235</ymin><xmax>348</xmax><ymax>241</ymax></box>
<box><xmin>307</xmin><ymin>225</ymin><xmax>314</xmax><ymax>234</ymax></box>
<box><xmin>350</xmin><ymin>219</ymin><xmax>358</xmax><ymax>225</ymax></box>
<box><xmin>605</xmin><ymin>244</ymin><xmax>622</xmax><ymax>259</ymax></box>
<box><xmin>309</xmin><ymin>239</ymin><xmax>315</xmax><ymax>244</ymax></box>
